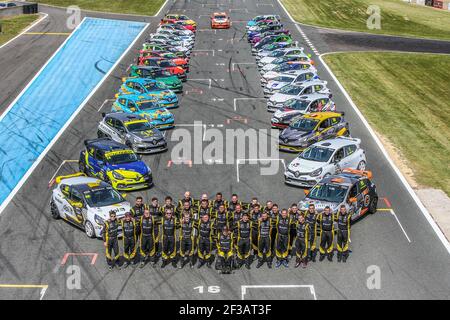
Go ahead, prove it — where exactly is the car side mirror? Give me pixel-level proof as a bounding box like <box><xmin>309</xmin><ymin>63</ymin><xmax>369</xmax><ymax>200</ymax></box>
<box><xmin>303</xmin><ymin>189</ymin><xmax>310</xmax><ymax>196</ymax></box>
<box><xmin>349</xmin><ymin>197</ymin><xmax>357</xmax><ymax>203</ymax></box>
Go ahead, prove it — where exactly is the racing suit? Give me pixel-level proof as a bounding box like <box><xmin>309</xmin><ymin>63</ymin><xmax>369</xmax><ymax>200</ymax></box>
<box><xmin>318</xmin><ymin>212</ymin><xmax>335</xmax><ymax>261</ymax></box>
<box><xmin>214</xmin><ymin>209</ymin><xmax>230</xmax><ymax>236</ymax></box>
<box><xmin>131</xmin><ymin>203</ymin><xmax>148</xmax><ymax>236</ymax></box>
<box><xmin>212</xmin><ymin>199</ymin><xmax>228</xmax><ymax>212</ymax></box>
<box><xmin>197</xmin><ymin>219</ymin><xmax>216</xmax><ymax>266</ymax></box>
<box><xmin>139</xmin><ymin>215</ymin><xmax>158</xmax><ymax>263</ymax></box>
<box><xmin>227</xmin><ymin>200</ymin><xmax>242</xmax><ymax>214</ymax></box>
<box><xmin>235</xmin><ymin>220</ymin><xmax>253</xmax><ymax>268</ymax></box>
<box><xmin>251</xmin><ymin>209</ymin><xmax>263</xmax><ymax>251</ymax></box>
<box><xmin>148</xmin><ymin>204</ymin><xmax>161</xmax><ymax>254</ymax></box>
<box><xmin>197</xmin><ymin>205</ymin><xmax>213</xmax><ymax>220</ymax></box>
<box><xmin>178</xmin><ymin>197</ymin><xmax>195</xmax><ymax>212</ymax></box>
<box><xmin>305</xmin><ymin>211</ymin><xmax>318</xmax><ymax>262</ymax></box>
<box><xmin>230</xmin><ymin>209</ymin><xmax>244</xmax><ymax>237</ymax></box>
<box><xmin>216</xmin><ymin>233</ymin><xmax>234</xmax><ymax>273</ymax></box>
<box><xmin>256</xmin><ymin>218</ymin><xmax>273</xmax><ymax>266</ymax></box>
<box><xmin>293</xmin><ymin>221</ymin><xmax>309</xmax><ymax>265</ymax></box>
<box><xmin>102</xmin><ymin>219</ymin><xmax>120</xmax><ymax>267</ymax></box>
<box><xmin>274</xmin><ymin>216</ymin><xmax>292</xmax><ymax>262</ymax></box>
<box><xmin>288</xmin><ymin>209</ymin><xmax>300</xmax><ymax>248</ymax></box>
<box><xmin>161</xmin><ymin>217</ymin><xmax>179</xmax><ymax>267</ymax></box>
<box><xmin>121</xmin><ymin>219</ymin><xmax>137</xmax><ymax>264</ymax></box>
<box><xmin>336</xmin><ymin>212</ymin><xmax>351</xmax><ymax>262</ymax></box>
<box><xmin>179</xmin><ymin>218</ymin><xmax>197</xmax><ymax>267</ymax></box>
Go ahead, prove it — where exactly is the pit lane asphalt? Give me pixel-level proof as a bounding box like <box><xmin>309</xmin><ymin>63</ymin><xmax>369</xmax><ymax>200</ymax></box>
<box><xmin>0</xmin><ymin>0</ymin><xmax>449</xmax><ymax>300</ymax></box>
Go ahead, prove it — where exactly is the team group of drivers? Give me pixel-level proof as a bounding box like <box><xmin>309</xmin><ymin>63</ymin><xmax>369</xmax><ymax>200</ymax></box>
<box><xmin>102</xmin><ymin>192</ymin><xmax>352</xmax><ymax>273</ymax></box>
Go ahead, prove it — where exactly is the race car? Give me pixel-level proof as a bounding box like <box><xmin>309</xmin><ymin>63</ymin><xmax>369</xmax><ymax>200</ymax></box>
<box><xmin>250</xmin><ymin>28</ymin><xmax>290</xmax><ymax>45</ymax></box>
<box><xmin>156</xmin><ymin>27</ymin><xmax>195</xmax><ymax>40</ymax></box>
<box><xmin>256</xmin><ymin>42</ymin><xmax>296</xmax><ymax>59</ymax></box>
<box><xmin>252</xmin><ymin>34</ymin><xmax>292</xmax><ymax>53</ymax></box>
<box><xmin>147</xmin><ymin>33</ymin><xmax>193</xmax><ymax>49</ymax></box>
<box><xmin>97</xmin><ymin>113</ymin><xmax>167</xmax><ymax>154</ymax></box>
<box><xmin>271</xmin><ymin>94</ymin><xmax>336</xmax><ymax>129</ymax></box>
<box><xmin>145</xmin><ymin>38</ymin><xmax>191</xmax><ymax>55</ymax></box>
<box><xmin>261</xmin><ymin>62</ymin><xmax>317</xmax><ymax>84</ymax></box>
<box><xmin>267</xmin><ymin>80</ymin><xmax>330</xmax><ymax>112</ymax></box>
<box><xmin>50</xmin><ymin>173</ymin><xmax>131</xmax><ymax>238</ymax></box>
<box><xmin>157</xmin><ymin>23</ymin><xmax>195</xmax><ymax>37</ymax></box>
<box><xmin>260</xmin><ymin>54</ymin><xmax>312</xmax><ymax>73</ymax></box>
<box><xmin>298</xmin><ymin>169</ymin><xmax>378</xmax><ymax>220</ymax></box>
<box><xmin>138</xmin><ymin>56</ymin><xmax>187</xmax><ymax>81</ymax></box>
<box><xmin>79</xmin><ymin>138</ymin><xmax>153</xmax><ymax>191</ymax></box>
<box><xmin>138</xmin><ymin>51</ymin><xmax>189</xmax><ymax>72</ymax></box>
<box><xmin>129</xmin><ymin>65</ymin><xmax>183</xmax><ymax>93</ymax></box>
<box><xmin>263</xmin><ymin>70</ymin><xmax>319</xmax><ymax>97</ymax></box>
<box><xmin>211</xmin><ymin>12</ymin><xmax>231</xmax><ymax>29</ymax></box>
<box><xmin>162</xmin><ymin>14</ymin><xmax>197</xmax><ymax>28</ymax></box>
<box><xmin>160</xmin><ymin>18</ymin><xmax>196</xmax><ymax>32</ymax></box>
<box><xmin>112</xmin><ymin>94</ymin><xmax>174</xmax><ymax>130</ymax></box>
<box><xmin>285</xmin><ymin>137</ymin><xmax>367</xmax><ymax>188</ymax></box>
<box><xmin>258</xmin><ymin>47</ymin><xmax>306</xmax><ymax>65</ymax></box>
<box><xmin>247</xmin><ymin>20</ymin><xmax>281</xmax><ymax>33</ymax></box>
<box><xmin>142</xmin><ymin>42</ymin><xmax>190</xmax><ymax>57</ymax></box>
<box><xmin>278</xmin><ymin>112</ymin><xmax>350</xmax><ymax>153</ymax></box>
<box><xmin>118</xmin><ymin>78</ymin><xmax>179</xmax><ymax>109</ymax></box>
<box><xmin>247</xmin><ymin>15</ymin><xmax>280</xmax><ymax>29</ymax></box>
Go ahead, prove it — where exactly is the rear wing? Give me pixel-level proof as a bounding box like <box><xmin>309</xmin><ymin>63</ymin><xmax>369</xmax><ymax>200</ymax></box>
<box><xmin>84</xmin><ymin>137</ymin><xmax>111</xmax><ymax>147</ymax></box>
<box><xmin>342</xmin><ymin>168</ymin><xmax>372</xmax><ymax>179</ymax></box>
<box><xmin>55</xmin><ymin>172</ymin><xmax>86</xmax><ymax>184</ymax></box>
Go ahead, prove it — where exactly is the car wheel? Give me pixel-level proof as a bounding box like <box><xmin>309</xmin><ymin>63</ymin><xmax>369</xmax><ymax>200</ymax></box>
<box><xmin>369</xmin><ymin>196</ymin><xmax>378</xmax><ymax>214</ymax></box>
<box><xmin>85</xmin><ymin>220</ymin><xmax>96</xmax><ymax>239</ymax></box>
<box><xmin>50</xmin><ymin>200</ymin><xmax>60</xmax><ymax>220</ymax></box>
<box><xmin>357</xmin><ymin>160</ymin><xmax>366</xmax><ymax>171</ymax></box>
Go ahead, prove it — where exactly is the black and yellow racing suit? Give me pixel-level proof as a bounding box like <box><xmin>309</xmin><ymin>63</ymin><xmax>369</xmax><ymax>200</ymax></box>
<box><xmin>274</xmin><ymin>216</ymin><xmax>292</xmax><ymax>262</ymax></box>
<box><xmin>256</xmin><ymin>218</ymin><xmax>273</xmax><ymax>264</ymax></box>
<box><xmin>214</xmin><ymin>209</ymin><xmax>230</xmax><ymax>236</ymax></box>
<box><xmin>250</xmin><ymin>210</ymin><xmax>262</xmax><ymax>251</ymax></box>
<box><xmin>197</xmin><ymin>219</ymin><xmax>216</xmax><ymax>263</ymax></box>
<box><xmin>318</xmin><ymin>212</ymin><xmax>335</xmax><ymax>259</ymax></box>
<box><xmin>216</xmin><ymin>233</ymin><xmax>234</xmax><ymax>273</ymax></box>
<box><xmin>293</xmin><ymin>221</ymin><xmax>309</xmax><ymax>263</ymax></box>
<box><xmin>121</xmin><ymin>219</ymin><xmax>137</xmax><ymax>263</ymax></box>
<box><xmin>131</xmin><ymin>203</ymin><xmax>148</xmax><ymax>237</ymax></box>
<box><xmin>161</xmin><ymin>217</ymin><xmax>179</xmax><ymax>264</ymax></box>
<box><xmin>139</xmin><ymin>215</ymin><xmax>158</xmax><ymax>262</ymax></box>
<box><xmin>179</xmin><ymin>218</ymin><xmax>198</xmax><ymax>266</ymax></box>
<box><xmin>305</xmin><ymin>211</ymin><xmax>318</xmax><ymax>261</ymax></box>
<box><xmin>148</xmin><ymin>204</ymin><xmax>161</xmax><ymax>253</ymax></box>
<box><xmin>336</xmin><ymin>212</ymin><xmax>351</xmax><ymax>261</ymax></box>
<box><xmin>197</xmin><ymin>205</ymin><xmax>213</xmax><ymax>220</ymax></box>
<box><xmin>235</xmin><ymin>220</ymin><xmax>253</xmax><ymax>267</ymax></box>
<box><xmin>102</xmin><ymin>219</ymin><xmax>120</xmax><ymax>267</ymax></box>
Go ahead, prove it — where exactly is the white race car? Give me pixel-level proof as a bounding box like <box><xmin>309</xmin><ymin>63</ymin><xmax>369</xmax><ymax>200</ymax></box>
<box><xmin>260</xmin><ymin>54</ymin><xmax>312</xmax><ymax>73</ymax></box>
<box><xmin>154</xmin><ymin>31</ymin><xmax>194</xmax><ymax>46</ymax></box>
<box><xmin>156</xmin><ymin>25</ymin><xmax>195</xmax><ymax>37</ymax></box>
<box><xmin>261</xmin><ymin>68</ymin><xmax>317</xmax><ymax>86</ymax></box>
<box><xmin>257</xmin><ymin>47</ymin><xmax>305</xmax><ymax>64</ymax></box>
<box><xmin>267</xmin><ymin>80</ymin><xmax>331</xmax><ymax>112</ymax></box>
<box><xmin>148</xmin><ymin>34</ymin><xmax>192</xmax><ymax>49</ymax></box>
<box><xmin>285</xmin><ymin>137</ymin><xmax>367</xmax><ymax>188</ymax></box>
<box><xmin>263</xmin><ymin>70</ymin><xmax>319</xmax><ymax>97</ymax></box>
<box><xmin>50</xmin><ymin>173</ymin><xmax>130</xmax><ymax>238</ymax></box>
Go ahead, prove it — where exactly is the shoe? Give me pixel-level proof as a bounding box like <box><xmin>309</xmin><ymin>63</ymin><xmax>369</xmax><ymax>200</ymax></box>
<box><xmin>172</xmin><ymin>261</ymin><xmax>178</xmax><ymax>268</ymax></box>
<box><xmin>256</xmin><ymin>261</ymin><xmax>264</xmax><ymax>269</ymax></box>
<box><xmin>139</xmin><ymin>261</ymin><xmax>145</xmax><ymax>268</ymax></box>
<box><xmin>123</xmin><ymin>262</ymin><xmax>129</xmax><ymax>269</ymax></box>
<box><xmin>116</xmin><ymin>264</ymin><xmax>121</xmax><ymax>270</ymax></box>
<box><xmin>295</xmin><ymin>261</ymin><xmax>301</xmax><ymax>268</ymax></box>
<box><xmin>245</xmin><ymin>264</ymin><xmax>251</xmax><ymax>270</ymax></box>
<box><xmin>311</xmin><ymin>255</ymin><xmax>316</xmax><ymax>263</ymax></box>
<box><xmin>337</xmin><ymin>254</ymin><xmax>342</xmax><ymax>263</ymax></box>
<box><xmin>161</xmin><ymin>260</ymin><xmax>168</xmax><ymax>268</ymax></box>
<box><xmin>319</xmin><ymin>255</ymin><xmax>325</xmax><ymax>262</ymax></box>
<box><xmin>327</xmin><ymin>255</ymin><xmax>333</xmax><ymax>262</ymax></box>
<box><xmin>343</xmin><ymin>256</ymin><xmax>347</xmax><ymax>263</ymax></box>
<box><xmin>108</xmin><ymin>265</ymin><xmax>113</xmax><ymax>271</ymax></box>
<box><xmin>275</xmin><ymin>260</ymin><xmax>282</xmax><ymax>268</ymax></box>
<box><xmin>267</xmin><ymin>262</ymin><xmax>272</xmax><ymax>269</ymax></box>
<box><xmin>282</xmin><ymin>260</ymin><xmax>289</xmax><ymax>268</ymax></box>
<box><xmin>197</xmin><ymin>261</ymin><xmax>205</xmax><ymax>269</ymax></box>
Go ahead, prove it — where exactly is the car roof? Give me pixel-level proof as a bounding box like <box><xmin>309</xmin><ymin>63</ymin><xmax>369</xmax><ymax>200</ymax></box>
<box><xmin>292</xmin><ymin>79</ymin><xmax>325</xmax><ymax>87</ymax></box>
<box><xmin>303</xmin><ymin>112</ymin><xmax>343</xmax><ymax>120</ymax></box>
<box><xmin>117</xmin><ymin>93</ymin><xmax>157</xmax><ymax>102</ymax></box>
<box><xmin>295</xmin><ymin>93</ymin><xmax>332</xmax><ymax>100</ymax></box>
<box><xmin>59</xmin><ymin>176</ymin><xmax>108</xmax><ymax>188</ymax></box>
<box><xmin>313</xmin><ymin>137</ymin><xmax>359</xmax><ymax>150</ymax></box>
<box><xmin>213</xmin><ymin>12</ymin><xmax>227</xmax><ymax>16</ymax></box>
<box><xmin>321</xmin><ymin>170</ymin><xmax>370</xmax><ymax>186</ymax></box>
<box><xmin>104</xmin><ymin>112</ymin><xmax>146</xmax><ymax>122</ymax></box>
<box><xmin>85</xmin><ymin>138</ymin><xmax>128</xmax><ymax>151</ymax></box>
<box><xmin>126</xmin><ymin>78</ymin><xmax>157</xmax><ymax>84</ymax></box>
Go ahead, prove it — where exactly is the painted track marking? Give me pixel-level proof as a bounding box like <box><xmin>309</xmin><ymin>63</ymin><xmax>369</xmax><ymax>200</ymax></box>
<box><xmin>241</xmin><ymin>285</ymin><xmax>316</xmax><ymax>300</ymax></box>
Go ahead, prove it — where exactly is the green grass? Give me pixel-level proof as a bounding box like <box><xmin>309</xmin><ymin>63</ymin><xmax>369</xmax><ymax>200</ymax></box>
<box><xmin>35</xmin><ymin>0</ymin><xmax>166</xmax><ymax>16</ymax></box>
<box><xmin>323</xmin><ymin>52</ymin><xmax>450</xmax><ymax>195</ymax></box>
<box><xmin>0</xmin><ymin>14</ymin><xmax>40</xmax><ymax>46</ymax></box>
<box><xmin>283</xmin><ymin>0</ymin><xmax>450</xmax><ymax>40</ymax></box>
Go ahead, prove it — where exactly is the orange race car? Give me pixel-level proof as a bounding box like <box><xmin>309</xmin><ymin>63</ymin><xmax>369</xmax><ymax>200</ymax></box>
<box><xmin>211</xmin><ymin>12</ymin><xmax>231</xmax><ymax>29</ymax></box>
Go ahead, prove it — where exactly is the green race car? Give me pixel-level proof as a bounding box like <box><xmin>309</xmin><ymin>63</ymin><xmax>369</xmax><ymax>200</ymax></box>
<box><xmin>129</xmin><ymin>65</ymin><xmax>183</xmax><ymax>93</ymax></box>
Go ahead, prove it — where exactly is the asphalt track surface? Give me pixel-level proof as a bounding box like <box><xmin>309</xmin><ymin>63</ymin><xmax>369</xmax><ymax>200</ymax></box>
<box><xmin>0</xmin><ymin>0</ymin><xmax>449</xmax><ymax>300</ymax></box>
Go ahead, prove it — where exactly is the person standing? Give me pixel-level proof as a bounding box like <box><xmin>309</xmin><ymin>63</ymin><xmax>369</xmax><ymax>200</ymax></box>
<box><xmin>179</xmin><ymin>211</ymin><xmax>197</xmax><ymax>268</ymax></box>
<box><xmin>235</xmin><ymin>212</ymin><xmax>253</xmax><ymax>269</ymax></box>
<box><xmin>293</xmin><ymin>214</ymin><xmax>309</xmax><ymax>268</ymax></box>
<box><xmin>139</xmin><ymin>209</ymin><xmax>159</xmax><ymax>268</ymax></box>
<box><xmin>216</xmin><ymin>226</ymin><xmax>234</xmax><ymax>274</ymax></box>
<box><xmin>196</xmin><ymin>213</ymin><xmax>216</xmax><ymax>268</ymax></box>
<box><xmin>336</xmin><ymin>205</ymin><xmax>351</xmax><ymax>263</ymax></box>
<box><xmin>102</xmin><ymin>211</ymin><xmax>121</xmax><ymax>270</ymax></box>
<box><xmin>305</xmin><ymin>204</ymin><xmax>318</xmax><ymax>262</ymax></box>
<box><xmin>121</xmin><ymin>212</ymin><xmax>137</xmax><ymax>268</ymax></box>
<box><xmin>274</xmin><ymin>209</ymin><xmax>292</xmax><ymax>268</ymax></box>
<box><xmin>317</xmin><ymin>206</ymin><xmax>335</xmax><ymax>262</ymax></box>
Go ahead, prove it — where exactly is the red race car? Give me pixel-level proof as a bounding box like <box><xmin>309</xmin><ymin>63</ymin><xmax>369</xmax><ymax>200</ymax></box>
<box><xmin>138</xmin><ymin>51</ymin><xmax>189</xmax><ymax>72</ymax></box>
<box><xmin>160</xmin><ymin>18</ymin><xmax>196</xmax><ymax>32</ymax></box>
<box><xmin>138</xmin><ymin>57</ymin><xmax>187</xmax><ymax>81</ymax></box>
<box><xmin>211</xmin><ymin>12</ymin><xmax>231</xmax><ymax>29</ymax></box>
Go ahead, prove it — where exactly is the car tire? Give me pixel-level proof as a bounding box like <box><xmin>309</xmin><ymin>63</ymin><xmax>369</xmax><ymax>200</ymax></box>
<box><xmin>357</xmin><ymin>160</ymin><xmax>366</xmax><ymax>171</ymax></box>
<box><xmin>369</xmin><ymin>196</ymin><xmax>378</xmax><ymax>214</ymax></box>
<box><xmin>85</xmin><ymin>220</ymin><xmax>96</xmax><ymax>239</ymax></box>
<box><xmin>50</xmin><ymin>200</ymin><xmax>60</xmax><ymax>220</ymax></box>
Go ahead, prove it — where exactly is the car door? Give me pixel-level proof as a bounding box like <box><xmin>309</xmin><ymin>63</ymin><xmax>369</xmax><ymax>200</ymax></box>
<box><xmin>301</xmin><ymin>84</ymin><xmax>313</xmax><ymax>95</ymax></box>
<box><xmin>331</xmin><ymin>147</ymin><xmax>345</xmax><ymax>173</ymax></box>
<box><xmin>342</xmin><ymin>144</ymin><xmax>359</xmax><ymax>168</ymax></box>
<box><xmin>127</xmin><ymin>100</ymin><xmax>138</xmax><ymax>113</ymax></box>
<box><xmin>317</xmin><ymin>118</ymin><xmax>333</xmax><ymax>140</ymax></box>
<box><xmin>66</xmin><ymin>187</ymin><xmax>85</xmax><ymax>225</ymax></box>
<box><xmin>108</xmin><ymin>118</ymin><xmax>123</xmax><ymax>143</ymax></box>
<box><xmin>55</xmin><ymin>183</ymin><xmax>72</xmax><ymax>220</ymax></box>
<box><xmin>91</xmin><ymin>149</ymin><xmax>106</xmax><ymax>178</ymax></box>
<box><xmin>114</xmin><ymin>119</ymin><xmax>127</xmax><ymax>144</ymax></box>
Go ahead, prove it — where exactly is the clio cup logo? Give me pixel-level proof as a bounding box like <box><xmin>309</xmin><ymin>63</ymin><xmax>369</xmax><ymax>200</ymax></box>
<box><xmin>170</xmin><ymin>121</ymin><xmax>281</xmax><ymax>176</ymax></box>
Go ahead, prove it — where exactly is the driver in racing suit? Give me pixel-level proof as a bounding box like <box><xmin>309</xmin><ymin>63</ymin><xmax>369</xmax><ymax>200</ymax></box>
<box><xmin>336</xmin><ymin>205</ymin><xmax>351</xmax><ymax>263</ymax></box>
<box><xmin>317</xmin><ymin>206</ymin><xmax>335</xmax><ymax>262</ymax></box>
<box><xmin>102</xmin><ymin>211</ymin><xmax>121</xmax><ymax>270</ymax></box>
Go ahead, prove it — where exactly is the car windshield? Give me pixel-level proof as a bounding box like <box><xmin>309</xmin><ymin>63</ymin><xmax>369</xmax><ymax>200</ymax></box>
<box><xmin>273</xmin><ymin>64</ymin><xmax>292</xmax><ymax>72</ymax></box>
<box><xmin>280</xmin><ymin>85</ymin><xmax>303</xmax><ymax>95</ymax></box>
<box><xmin>106</xmin><ymin>151</ymin><xmax>139</xmax><ymax>165</ymax></box>
<box><xmin>289</xmin><ymin>118</ymin><xmax>318</xmax><ymax>131</ymax></box>
<box><xmin>215</xmin><ymin>15</ymin><xmax>227</xmax><ymax>19</ymax></box>
<box><xmin>285</xmin><ymin>99</ymin><xmax>310</xmax><ymax>111</ymax></box>
<box><xmin>300</xmin><ymin>146</ymin><xmax>334</xmax><ymax>162</ymax></box>
<box><xmin>137</xmin><ymin>100</ymin><xmax>159</xmax><ymax>111</ymax></box>
<box><xmin>144</xmin><ymin>81</ymin><xmax>166</xmax><ymax>91</ymax></box>
<box><xmin>273</xmin><ymin>76</ymin><xmax>294</xmax><ymax>83</ymax></box>
<box><xmin>153</xmin><ymin>70</ymin><xmax>172</xmax><ymax>77</ymax></box>
<box><xmin>158</xmin><ymin>60</ymin><xmax>176</xmax><ymax>67</ymax></box>
<box><xmin>125</xmin><ymin>121</ymin><xmax>153</xmax><ymax>132</ymax></box>
<box><xmin>308</xmin><ymin>183</ymin><xmax>348</xmax><ymax>203</ymax></box>
<box><xmin>84</xmin><ymin>187</ymin><xmax>124</xmax><ymax>207</ymax></box>
<box><xmin>269</xmin><ymin>50</ymin><xmax>284</xmax><ymax>57</ymax></box>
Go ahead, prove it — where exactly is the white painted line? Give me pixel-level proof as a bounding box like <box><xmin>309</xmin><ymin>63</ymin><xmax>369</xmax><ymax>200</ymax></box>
<box><xmin>256</xmin><ymin>3</ymin><xmax>274</xmax><ymax>6</ymax></box>
<box><xmin>0</xmin><ymin>13</ymin><xmax>49</xmax><ymax>50</ymax></box>
<box><xmin>155</xmin><ymin>0</ymin><xmax>169</xmax><ymax>17</ymax></box>
<box><xmin>229</xmin><ymin>8</ymin><xmax>249</xmax><ymax>12</ymax></box>
<box><xmin>187</xmin><ymin>78</ymin><xmax>212</xmax><ymax>89</ymax></box>
<box><xmin>48</xmin><ymin>160</ymin><xmax>79</xmax><ymax>186</ymax></box>
<box><xmin>192</xmin><ymin>49</ymin><xmax>215</xmax><ymax>56</ymax></box>
<box><xmin>241</xmin><ymin>285</ymin><xmax>316</xmax><ymax>300</ymax></box>
<box><xmin>236</xmin><ymin>159</ymin><xmax>286</xmax><ymax>183</ymax></box>
<box><xmin>232</xmin><ymin>62</ymin><xmax>256</xmax><ymax>71</ymax></box>
<box><xmin>390</xmin><ymin>209</ymin><xmax>411</xmax><ymax>243</ymax></box>
<box><xmin>233</xmin><ymin>98</ymin><xmax>266</xmax><ymax>111</ymax></box>
<box><xmin>97</xmin><ymin>99</ymin><xmax>114</xmax><ymax>112</ymax></box>
<box><xmin>0</xmin><ymin>20</ymin><xmax>150</xmax><ymax>215</ymax></box>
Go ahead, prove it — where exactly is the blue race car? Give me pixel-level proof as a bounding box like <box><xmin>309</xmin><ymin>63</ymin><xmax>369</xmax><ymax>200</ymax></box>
<box><xmin>246</xmin><ymin>15</ymin><xmax>280</xmax><ymax>29</ymax></box>
<box><xmin>112</xmin><ymin>94</ymin><xmax>174</xmax><ymax>130</ymax></box>
<box><xmin>118</xmin><ymin>78</ymin><xmax>179</xmax><ymax>109</ymax></box>
<box><xmin>78</xmin><ymin>138</ymin><xmax>153</xmax><ymax>191</ymax></box>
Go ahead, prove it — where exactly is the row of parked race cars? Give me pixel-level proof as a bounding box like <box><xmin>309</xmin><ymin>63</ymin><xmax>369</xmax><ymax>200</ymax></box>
<box><xmin>50</xmin><ymin>14</ymin><xmax>199</xmax><ymax>238</ymax></box>
<box><xmin>246</xmin><ymin>15</ymin><xmax>379</xmax><ymax>220</ymax></box>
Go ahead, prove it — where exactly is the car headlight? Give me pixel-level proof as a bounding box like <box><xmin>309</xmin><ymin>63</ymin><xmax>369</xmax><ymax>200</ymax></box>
<box><xmin>133</xmin><ymin>136</ymin><xmax>143</xmax><ymax>143</ymax></box>
<box><xmin>94</xmin><ymin>214</ymin><xmax>105</xmax><ymax>226</ymax></box>
<box><xmin>112</xmin><ymin>171</ymin><xmax>124</xmax><ymax>180</ymax></box>
<box><xmin>310</xmin><ymin>168</ymin><xmax>323</xmax><ymax>177</ymax></box>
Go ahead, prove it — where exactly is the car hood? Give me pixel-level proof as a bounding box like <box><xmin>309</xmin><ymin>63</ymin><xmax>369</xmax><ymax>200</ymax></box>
<box><xmin>262</xmin><ymin>71</ymin><xmax>280</xmax><ymax>80</ymax></box>
<box><xmin>274</xmin><ymin>108</ymin><xmax>304</xmax><ymax>118</ymax></box>
<box><xmin>262</xmin><ymin>63</ymin><xmax>276</xmax><ymax>71</ymax></box>
<box><xmin>107</xmin><ymin>160</ymin><xmax>149</xmax><ymax>176</ymax></box>
<box><xmin>156</xmin><ymin>76</ymin><xmax>181</xmax><ymax>86</ymax></box>
<box><xmin>129</xmin><ymin>129</ymin><xmax>165</xmax><ymax>142</ymax></box>
<box><xmin>299</xmin><ymin>200</ymin><xmax>340</xmax><ymax>213</ymax></box>
<box><xmin>147</xmin><ymin>91</ymin><xmax>178</xmax><ymax>101</ymax></box>
<box><xmin>288</xmin><ymin>158</ymin><xmax>323</xmax><ymax>173</ymax></box>
<box><xmin>138</xmin><ymin>108</ymin><xmax>173</xmax><ymax>120</ymax></box>
<box><xmin>280</xmin><ymin>127</ymin><xmax>312</xmax><ymax>140</ymax></box>
<box><xmin>267</xmin><ymin>81</ymin><xmax>289</xmax><ymax>90</ymax></box>
<box><xmin>260</xmin><ymin>56</ymin><xmax>277</xmax><ymax>64</ymax></box>
<box><xmin>270</xmin><ymin>93</ymin><xmax>295</xmax><ymax>104</ymax></box>
<box><xmin>92</xmin><ymin>202</ymin><xmax>131</xmax><ymax>220</ymax></box>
